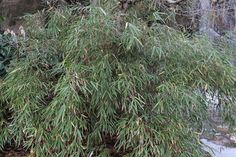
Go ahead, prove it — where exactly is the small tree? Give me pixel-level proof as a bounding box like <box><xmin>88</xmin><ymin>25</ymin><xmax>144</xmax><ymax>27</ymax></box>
<box><xmin>0</xmin><ymin>1</ymin><xmax>235</xmax><ymax>156</ymax></box>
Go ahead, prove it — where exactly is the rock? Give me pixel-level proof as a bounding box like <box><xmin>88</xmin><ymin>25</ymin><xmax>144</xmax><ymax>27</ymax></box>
<box><xmin>215</xmin><ymin>125</ymin><xmax>229</xmax><ymax>134</ymax></box>
<box><xmin>201</xmin><ymin>138</ymin><xmax>236</xmax><ymax>157</ymax></box>
<box><xmin>0</xmin><ymin>0</ymin><xmax>43</xmax><ymax>29</ymax></box>
<box><xmin>230</xmin><ymin>135</ymin><xmax>236</xmax><ymax>143</ymax></box>
<box><xmin>212</xmin><ymin>135</ymin><xmax>235</xmax><ymax>145</ymax></box>
<box><xmin>200</xmin><ymin>28</ymin><xmax>221</xmax><ymax>39</ymax></box>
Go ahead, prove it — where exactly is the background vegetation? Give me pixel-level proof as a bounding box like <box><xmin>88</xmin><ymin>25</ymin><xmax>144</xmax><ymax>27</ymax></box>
<box><xmin>0</xmin><ymin>0</ymin><xmax>235</xmax><ymax>156</ymax></box>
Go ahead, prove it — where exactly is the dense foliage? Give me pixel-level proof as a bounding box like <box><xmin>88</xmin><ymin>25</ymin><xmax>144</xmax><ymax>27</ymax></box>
<box><xmin>0</xmin><ymin>1</ymin><xmax>235</xmax><ymax>156</ymax></box>
<box><xmin>0</xmin><ymin>33</ymin><xmax>17</xmax><ymax>77</ymax></box>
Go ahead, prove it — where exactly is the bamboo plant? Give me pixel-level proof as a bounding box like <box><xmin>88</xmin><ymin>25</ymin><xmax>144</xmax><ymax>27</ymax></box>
<box><xmin>0</xmin><ymin>1</ymin><xmax>235</xmax><ymax>157</ymax></box>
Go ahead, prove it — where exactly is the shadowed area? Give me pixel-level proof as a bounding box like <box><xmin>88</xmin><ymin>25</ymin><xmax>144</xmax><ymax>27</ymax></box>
<box><xmin>0</xmin><ymin>0</ymin><xmax>43</xmax><ymax>30</ymax></box>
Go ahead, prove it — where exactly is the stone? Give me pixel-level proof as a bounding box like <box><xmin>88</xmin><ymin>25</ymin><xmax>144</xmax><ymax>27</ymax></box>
<box><xmin>0</xmin><ymin>0</ymin><xmax>43</xmax><ymax>29</ymax></box>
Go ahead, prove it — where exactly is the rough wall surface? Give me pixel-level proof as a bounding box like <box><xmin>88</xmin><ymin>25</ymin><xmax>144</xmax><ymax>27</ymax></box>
<box><xmin>0</xmin><ymin>0</ymin><xmax>42</xmax><ymax>28</ymax></box>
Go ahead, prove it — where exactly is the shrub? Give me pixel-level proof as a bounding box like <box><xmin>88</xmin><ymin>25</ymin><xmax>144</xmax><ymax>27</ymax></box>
<box><xmin>0</xmin><ymin>1</ymin><xmax>235</xmax><ymax>157</ymax></box>
<box><xmin>0</xmin><ymin>33</ymin><xmax>17</xmax><ymax>77</ymax></box>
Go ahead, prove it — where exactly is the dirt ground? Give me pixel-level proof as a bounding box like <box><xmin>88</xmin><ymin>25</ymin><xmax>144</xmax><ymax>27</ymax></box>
<box><xmin>3</xmin><ymin>151</ymin><xmax>27</xmax><ymax>157</ymax></box>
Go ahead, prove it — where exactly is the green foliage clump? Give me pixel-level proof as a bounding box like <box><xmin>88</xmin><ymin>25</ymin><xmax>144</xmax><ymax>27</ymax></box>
<box><xmin>0</xmin><ymin>33</ymin><xmax>17</xmax><ymax>77</ymax></box>
<box><xmin>0</xmin><ymin>1</ymin><xmax>235</xmax><ymax>157</ymax></box>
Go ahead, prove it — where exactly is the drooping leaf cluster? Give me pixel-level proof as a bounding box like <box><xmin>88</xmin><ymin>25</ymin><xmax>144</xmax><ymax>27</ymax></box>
<box><xmin>0</xmin><ymin>34</ymin><xmax>17</xmax><ymax>77</ymax></box>
<box><xmin>0</xmin><ymin>1</ymin><xmax>235</xmax><ymax>157</ymax></box>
